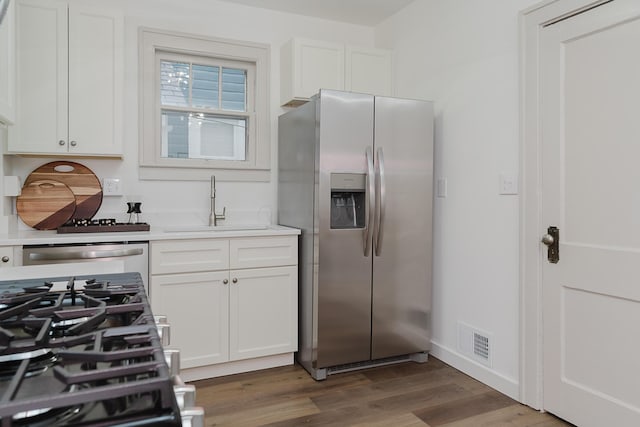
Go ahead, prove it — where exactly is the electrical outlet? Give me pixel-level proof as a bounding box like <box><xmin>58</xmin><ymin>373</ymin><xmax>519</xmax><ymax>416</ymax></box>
<box><xmin>102</xmin><ymin>178</ymin><xmax>123</xmax><ymax>196</ymax></box>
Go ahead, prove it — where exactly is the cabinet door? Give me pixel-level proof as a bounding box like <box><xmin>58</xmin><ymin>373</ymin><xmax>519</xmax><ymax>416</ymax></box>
<box><xmin>10</xmin><ymin>0</ymin><xmax>68</xmax><ymax>154</ymax></box>
<box><xmin>345</xmin><ymin>46</ymin><xmax>393</xmax><ymax>96</ymax></box>
<box><xmin>0</xmin><ymin>0</ymin><xmax>15</xmax><ymax>124</ymax></box>
<box><xmin>281</xmin><ymin>38</ymin><xmax>344</xmax><ymax>106</ymax></box>
<box><xmin>229</xmin><ymin>266</ymin><xmax>297</xmax><ymax>361</ymax></box>
<box><xmin>68</xmin><ymin>5</ymin><xmax>123</xmax><ymax>156</ymax></box>
<box><xmin>151</xmin><ymin>239</ymin><xmax>229</xmax><ymax>275</ymax></box>
<box><xmin>151</xmin><ymin>271</ymin><xmax>229</xmax><ymax>368</ymax></box>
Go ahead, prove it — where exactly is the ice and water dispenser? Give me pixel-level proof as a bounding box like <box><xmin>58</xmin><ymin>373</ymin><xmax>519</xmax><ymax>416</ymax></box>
<box><xmin>330</xmin><ymin>173</ymin><xmax>366</xmax><ymax>229</ymax></box>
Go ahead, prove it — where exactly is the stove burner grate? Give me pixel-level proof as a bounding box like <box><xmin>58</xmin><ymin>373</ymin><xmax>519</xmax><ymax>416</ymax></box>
<box><xmin>0</xmin><ymin>272</ymin><xmax>181</xmax><ymax>427</ymax></box>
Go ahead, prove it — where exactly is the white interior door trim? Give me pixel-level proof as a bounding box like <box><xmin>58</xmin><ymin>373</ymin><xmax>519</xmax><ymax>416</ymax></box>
<box><xmin>519</xmin><ymin>0</ymin><xmax>613</xmax><ymax>410</ymax></box>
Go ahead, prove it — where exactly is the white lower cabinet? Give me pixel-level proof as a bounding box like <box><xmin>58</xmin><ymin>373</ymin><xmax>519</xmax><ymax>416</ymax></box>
<box><xmin>151</xmin><ymin>270</ymin><xmax>229</xmax><ymax>368</ymax></box>
<box><xmin>150</xmin><ymin>236</ymin><xmax>298</xmax><ymax>377</ymax></box>
<box><xmin>230</xmin><ymin>266</ymin><xmax>297</xmax><ymax>361</ymax></box>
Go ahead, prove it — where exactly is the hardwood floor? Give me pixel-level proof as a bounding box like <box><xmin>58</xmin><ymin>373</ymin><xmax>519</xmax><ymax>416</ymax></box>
<box><xmin>193</xmin><ymin>357</ymin><xmax>573</xmax><ymax>427</ymax></box>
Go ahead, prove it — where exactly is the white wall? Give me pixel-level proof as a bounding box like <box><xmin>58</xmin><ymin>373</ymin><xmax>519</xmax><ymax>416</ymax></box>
<box><xmin>7</xmin><ymin>0</ymin><xmax>375</xmax><ymax>227</ymax></box>
<box><xmin>375</xmin><ymin>0</ymin><xmax>539</xmax><ymax>398</ymax></box>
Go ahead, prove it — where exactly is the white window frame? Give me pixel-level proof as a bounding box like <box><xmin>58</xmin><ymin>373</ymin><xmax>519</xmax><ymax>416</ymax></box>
<box><xmin>139</xmin><ymin>28</ymin><xmax>270</xmax><ymax>181</ymax></box>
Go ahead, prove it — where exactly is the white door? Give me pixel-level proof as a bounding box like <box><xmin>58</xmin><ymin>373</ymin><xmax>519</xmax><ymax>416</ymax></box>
<box><xmin>540</xmin><ymin>1</ymin><xmax>640</xmax><ymax>426</ymax></box>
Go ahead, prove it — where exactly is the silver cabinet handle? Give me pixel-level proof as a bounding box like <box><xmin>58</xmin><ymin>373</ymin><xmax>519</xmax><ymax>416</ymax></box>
<box><xmin>58</xmin><ymin>140</ymin><xmax>66</xmax><ymax>146</ymax></box>
<box><xmin>28</xmin><ymin>247</ymin><xmax>143</xmax><ymax>261</ymax></box>
<box><xmin>70</xmin><ymin>140</ymin><xmax>77</xmax><ymax>147</ymax></box>
<box><xmin>223</xmin><ymin>279</ymin><xmax>228</xmax><ymax>284</ymax></box>
<box><xmin>374</xmin><ymin>148</ymin><xmax>386</xmax><ymax>256</ymax></box>
<box><xmin>1</xmin><ymin>256</ymin><xmax>8</xmax><ymax>263</ymax></box>
<box><xmin>232</xmin><ymin>278</ymin><xmax>238</xmax><ymax>284</ymax></box>
<box><xmin>363</xmin><ymin>147</ymin><xmax>375</xmax><ymax>256</ymax></box>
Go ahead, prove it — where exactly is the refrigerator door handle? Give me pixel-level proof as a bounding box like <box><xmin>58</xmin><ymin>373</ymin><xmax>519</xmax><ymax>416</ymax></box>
<box><xmin>364</xmin><ymin>147</ymin><xmax>375</xmax><ymax>256</ymax></box>
<box><xmin>374</xmin><ymin>147</ymin><xmax>386</xmax><ymax>256</ymax></box>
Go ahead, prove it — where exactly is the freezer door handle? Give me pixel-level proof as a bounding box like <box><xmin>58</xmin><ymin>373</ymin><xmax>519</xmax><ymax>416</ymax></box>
<box><xmin>364</xmin><ymin>147</ymin><xmax>375</xmax><ymax>256</ymax></box>
<box><xmin>374</xmin><ymin>148</ymin><xmax>386</xmax><ymax>256</ymax></box>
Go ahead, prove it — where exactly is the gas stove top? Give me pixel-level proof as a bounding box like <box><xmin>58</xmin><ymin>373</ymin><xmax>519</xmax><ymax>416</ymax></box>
<box><xmin>0</xmin><ymin>272</ymin><xmax>181</xmax><ymax>427</ymax></box>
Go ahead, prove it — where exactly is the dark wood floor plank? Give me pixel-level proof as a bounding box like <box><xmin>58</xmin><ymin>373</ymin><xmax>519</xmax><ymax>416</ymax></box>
<box><xmin>414</xmin><ymin>390</ymin><xmax>515</xmax><ymax>426</ymax></box>
<box><xmin>350</xmin><ymin>412</ymin><xmax>430</xmax><ymax>427</ymax></box>
<box><xmin>206</xmin><ymin>397</ymin><xmax>320</xmax><ymax>426</ymax></box>
<box><xmin>192</xmin><ymin>357</ymin><xmax>572</xmax><ymax>427</ymax></box>
<box><xmin>310</xmin><ymin>365</ymin><xmax>471</xmax><ymax>411</ymax></box>
<box><xmin>437</xmin><ymin>404</ymin><xmax>575</xmax><ymax>427</ymax></box>
<box><xmin>195</xmin><ymin>366</ymin><xmax>370</xmax><ymax>416</ymax></box>
<box><xmin>361</xmin><ymin>356</ymin><xmax>448</xmax><ymax>381</ymax></box>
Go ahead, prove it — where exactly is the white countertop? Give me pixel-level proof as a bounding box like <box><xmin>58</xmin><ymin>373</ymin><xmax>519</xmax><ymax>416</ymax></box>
<box><xmin>0</xmin><ymin>224</ymin><xmax>300</xmax><ymax>246</ymax></box>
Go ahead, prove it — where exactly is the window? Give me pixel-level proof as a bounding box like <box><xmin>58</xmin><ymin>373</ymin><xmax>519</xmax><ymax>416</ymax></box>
<box><xmin>140</xmin><ymin>29</ymin><xmax>270</xmax><ymax>181</ymax></box>
<box><xmin>159</xmin><ymin>55</ymin><xmax>252</xmax><ymax>161</ymax></box>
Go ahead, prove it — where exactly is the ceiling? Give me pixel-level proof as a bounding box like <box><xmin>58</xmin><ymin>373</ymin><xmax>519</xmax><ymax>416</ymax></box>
<box><xmin>217</xmin><ymin>0</ymin><xmax>415</xmax><ymax>26</ymax></box>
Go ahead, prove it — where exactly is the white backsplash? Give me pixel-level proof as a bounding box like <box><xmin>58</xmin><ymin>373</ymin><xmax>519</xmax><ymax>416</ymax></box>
<box><xmin>97</xmin><ymin>207</ymin><xmax>273</xmax><ymax>228</ymax></box>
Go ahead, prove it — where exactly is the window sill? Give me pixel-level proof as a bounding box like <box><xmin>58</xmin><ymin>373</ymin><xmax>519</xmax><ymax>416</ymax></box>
<box><xmin>139</xmin><ymin>165</ymin><xmax>270</xmax><ymax>182</ymax></box>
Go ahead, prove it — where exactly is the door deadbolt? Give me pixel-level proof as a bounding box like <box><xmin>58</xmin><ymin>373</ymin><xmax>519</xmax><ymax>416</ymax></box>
<box><xmin>542</xmin><ymin>226</ymin><xmax>559</xmax><ymax>263</ymax></box>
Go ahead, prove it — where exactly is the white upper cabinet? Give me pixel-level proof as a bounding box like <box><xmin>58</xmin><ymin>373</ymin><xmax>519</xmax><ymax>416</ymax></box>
<box><xmin>280</xmin><ymin>38</ymin><xmax>344</xmax><ymax>107</ymax></box>
<box><xmin>0</xmin><ymin>0</ymin><xmax>15</xmax><ymax>124</ymax></box>
<box><xmin>9</xmin><ymin>0</ymin><xmax>123</xmax><ymax>157</ymax></box>
<box><xmin>345</xmin><ymin>46</ymin><xmax>392</xmax><ymax>97</ymax></box>
<box><xmin>280</xmin><ymin>37</ymin><xmax>393</xmax><ymax>107</ymax></box>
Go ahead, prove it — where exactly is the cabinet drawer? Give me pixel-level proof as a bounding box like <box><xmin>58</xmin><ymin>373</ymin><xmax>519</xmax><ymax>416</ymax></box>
<box><xmin>151</xmin><ymin>239</ymin><xmax>229</xmax><ymax>274</ymax></box>
<box><xmin>230</xmin><ymin>236</ymin><xmax>297</xmax><ymax>269</ymax></box>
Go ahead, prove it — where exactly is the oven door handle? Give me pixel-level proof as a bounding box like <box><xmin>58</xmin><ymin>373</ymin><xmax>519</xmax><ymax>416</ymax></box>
<box><xmin>28</xmin><ymin>248</ymin><xmax>144</xmax><ymax>262</ymax></box>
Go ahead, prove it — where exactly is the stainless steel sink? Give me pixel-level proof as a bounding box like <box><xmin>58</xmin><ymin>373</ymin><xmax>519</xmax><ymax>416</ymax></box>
<box><xmin>163</xmin><ymin>224</ymin><xmax>269</xmax><ymax>233</ymax></box>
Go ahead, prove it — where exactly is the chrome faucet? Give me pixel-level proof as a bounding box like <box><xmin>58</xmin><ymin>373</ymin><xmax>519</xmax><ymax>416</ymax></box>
<box><xmin>209</xmin><ymin>175</ymin><xmax>226</xmax><ymax>226</ymax></box>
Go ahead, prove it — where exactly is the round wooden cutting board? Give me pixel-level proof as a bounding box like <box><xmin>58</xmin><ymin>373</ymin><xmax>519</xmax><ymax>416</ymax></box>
<box><xmin>16</xmin><ymin>180</ymin><xmax>76</xmax><ymax>230</ymax></box>
<box><xmin>23</xmin><ymin>161</ymin><xmax>103</xmax><ymax>220</ymax></box>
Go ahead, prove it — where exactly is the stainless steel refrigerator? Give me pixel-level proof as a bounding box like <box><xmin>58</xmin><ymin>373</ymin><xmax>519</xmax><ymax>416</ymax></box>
<box><xmin>278</xmin><ymin>89</ymin><xmax>433</xmax><ymax>380</ymax></box>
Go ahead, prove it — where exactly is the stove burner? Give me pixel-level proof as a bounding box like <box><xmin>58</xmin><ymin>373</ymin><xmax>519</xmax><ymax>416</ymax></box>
<box><xmin>0</xmin><ymin>349</ymin><xmax>57</xmax><ymax>380</ymax></box>
<box><xmin>51</xmin><ymin>316</ymin><xmax>90</xmax><ymax>328</ymax></box>
<box><xmin>13</xmin><ymin>384</ymin><xmax>87</xmax><ymax>427</ymax></box>
<box><xmin>0</xmin><ymin>348</ymin><xmax>51</xmax><ymax>363</ymax></box>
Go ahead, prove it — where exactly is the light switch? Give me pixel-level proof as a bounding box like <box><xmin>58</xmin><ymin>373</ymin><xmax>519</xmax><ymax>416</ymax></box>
<box><xmin>437</xmin><ymin>178</ymin><xmax>447</xmax><ymax>198</ymax></box>
<box><xmin>499</xmin><ymin>173</ymin><xmax>518</xmax><ymax>195</ymax></box>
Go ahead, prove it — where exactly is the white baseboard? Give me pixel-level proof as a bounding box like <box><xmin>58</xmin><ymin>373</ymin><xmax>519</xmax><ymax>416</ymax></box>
<box><xmin>180</xmin><ymin>353</ymin><xmax>294</xmax><ymax>382</ymax></box>
<box><xmin>430</xmin><ymin>340</ymin><xmax>519</xmax><ymax>400</ymax></box>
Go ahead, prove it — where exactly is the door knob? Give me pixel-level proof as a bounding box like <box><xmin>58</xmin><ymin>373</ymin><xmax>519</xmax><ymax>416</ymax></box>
<box><xmin>541</xmin><ymin>234</ymin><xmax>554</xmax><ymax>246</ymax></box>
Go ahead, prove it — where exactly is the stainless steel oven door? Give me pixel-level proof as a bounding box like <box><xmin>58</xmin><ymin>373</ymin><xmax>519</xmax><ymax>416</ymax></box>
<box><xmin>22</xmin><ymin>242</ymin><xmax>149</xmax><ymax>292</ymax></box>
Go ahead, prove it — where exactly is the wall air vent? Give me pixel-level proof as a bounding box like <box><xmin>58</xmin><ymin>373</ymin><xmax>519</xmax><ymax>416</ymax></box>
<box><xmin>457</xmin><ymin>321</ymin><xmax>492</xmax><ymax>367</ymax></box>
<box><xmin>473</xmin><ymin>332</ymin><xmax>490</xmax><ymax>361</ymax></box>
